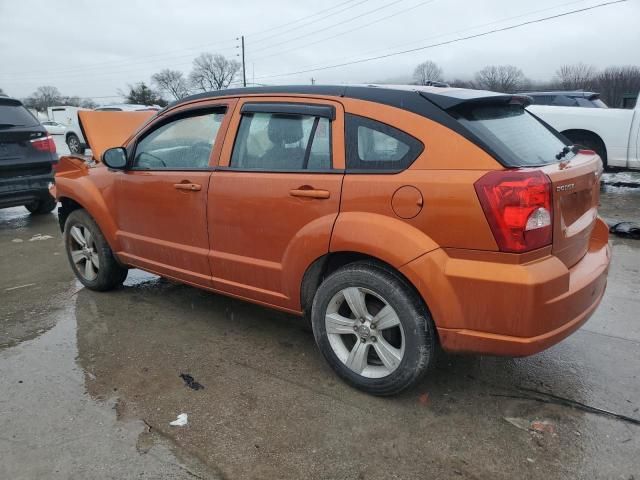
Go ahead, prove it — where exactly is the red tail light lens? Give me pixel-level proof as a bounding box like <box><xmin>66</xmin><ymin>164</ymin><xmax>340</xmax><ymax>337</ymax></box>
<box><xmin>474</xmin><ymin>170</ymin><xmax>553</xmax><ymax>253</ymax></box>
<box><xmin>30</xmin><ymin>135</ymin><xmax>56</xmax><ymax>153</ymax></box>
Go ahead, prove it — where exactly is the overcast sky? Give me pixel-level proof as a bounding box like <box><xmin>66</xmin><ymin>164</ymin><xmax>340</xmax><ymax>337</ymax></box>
<box><xmin>1</xmin><ymin>0</ymin><xmax>638</xmax><ymax>102</ymax></box>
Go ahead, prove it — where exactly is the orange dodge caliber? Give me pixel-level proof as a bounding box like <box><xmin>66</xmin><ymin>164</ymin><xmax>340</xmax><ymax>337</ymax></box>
<box><xmin>53</xmin><ymin>85</ymin><xmax>610</xmax><ymax>395</ymax></box>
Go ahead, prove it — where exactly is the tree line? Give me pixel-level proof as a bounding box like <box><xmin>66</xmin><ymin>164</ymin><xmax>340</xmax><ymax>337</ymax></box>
<box><xmin>413</xmin><ymin>60</ymin><xmax>640</xmax><ymax>108</ymax></box>
<box><xmin>4</xmin><ymin>55</ymin><xmax>638</xmax><ymax>111</ymax></box>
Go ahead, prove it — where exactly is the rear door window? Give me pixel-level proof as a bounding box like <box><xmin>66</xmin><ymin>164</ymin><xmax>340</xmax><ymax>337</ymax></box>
<box><xmin>345</xmin><ymin>114</ymin><xmax>423</xmax><ymax>171</ymax></box>
<box><xmin>132</xmin><ymin>111</ymin><xmax>225</xmax><ymax>170</ymax></box>
<box><xmin>230</xmin><ymin>112</ymin><xmax>331</xmax><ymax>170</ymax></box>
<box><xmin>454</xmin><ymin>104</ymin><xmax>568</xmax><ymax>167</ymax></box>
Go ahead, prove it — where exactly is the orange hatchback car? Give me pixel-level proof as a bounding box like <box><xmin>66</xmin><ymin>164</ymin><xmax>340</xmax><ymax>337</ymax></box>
<box><xmin>53</xmin><ymin>85</ymin><xmax>610</xmax><ymax>395</ymax></box>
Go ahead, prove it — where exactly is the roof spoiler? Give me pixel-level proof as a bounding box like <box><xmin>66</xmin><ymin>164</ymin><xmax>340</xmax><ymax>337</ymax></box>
<box><xmin>418</xmin><ymin>91</ymin><xmax>532</xmax><ymax>111</ymax></box>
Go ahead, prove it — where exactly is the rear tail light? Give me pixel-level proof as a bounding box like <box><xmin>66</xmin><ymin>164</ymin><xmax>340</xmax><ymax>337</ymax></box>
<box><xmin>30</xmin><ymin>135</ymin><xmax>56</xmax><ymax>153</ymax></box>
<box><xmin>474</xmin><ymin>170</ymin><xmax>553</xmax><ymax>253</ymax></box>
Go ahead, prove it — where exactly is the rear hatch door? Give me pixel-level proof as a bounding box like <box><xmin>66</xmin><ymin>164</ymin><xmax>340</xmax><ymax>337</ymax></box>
<box><xmin>1</xmin><ymin>98</ymin><xmax>54</xmax><ymax>172</ymax></box>
<box><xmin>540</xmin><ymin>152</ymin><xmax>601</xmax><ymax>268</ymax></box>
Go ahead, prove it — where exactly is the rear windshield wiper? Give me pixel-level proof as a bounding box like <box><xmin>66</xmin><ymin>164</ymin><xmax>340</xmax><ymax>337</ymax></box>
<box><xmin>0</xmin><ymin>123</ymin><xmax>18</xmax><ymax>129</ymax></box>
<box><xmin>555</xmin><ymin>145</ymin><xmax>580</xmax><ymax>160</ymax></box>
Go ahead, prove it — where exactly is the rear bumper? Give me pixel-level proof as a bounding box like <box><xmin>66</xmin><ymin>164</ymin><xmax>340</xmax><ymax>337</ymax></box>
<box><xmin>0</xmin><ymin>172</ymin><xmax>55</xmax><ymax>208</ymax></box>
<box><xmin>401</xmin><ymin>217</ymin><xmax>611</xmax><ymax>357</ymax></box>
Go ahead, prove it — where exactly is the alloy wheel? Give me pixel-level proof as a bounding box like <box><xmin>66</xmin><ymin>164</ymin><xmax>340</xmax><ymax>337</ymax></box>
<box><xmin>325</xmin><ymin>287</ymin><xmax>405</xmax><ymax>379</ymax></box>
<box><xmin>69</xmin><ymin>224</ymin><xmax>99</xmax><ymax>281</ymax></box>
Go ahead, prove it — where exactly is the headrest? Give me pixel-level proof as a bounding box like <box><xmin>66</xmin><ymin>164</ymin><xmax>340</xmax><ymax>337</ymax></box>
<box><xmin>267</xmin><ymin>115</ymin><xmax>304</xmax><ymax>145</ymax></box>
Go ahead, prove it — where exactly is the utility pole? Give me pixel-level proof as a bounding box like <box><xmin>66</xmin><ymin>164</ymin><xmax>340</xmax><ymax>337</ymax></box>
<box><xmin>241</xmin><ymin>35</ymin><xmax>246</xmax><ymax>87</ymax></box>
<box><xmin>310</xmin><ymin>77</ymin><xmax>315</xmax><ymax>85</ymax></box>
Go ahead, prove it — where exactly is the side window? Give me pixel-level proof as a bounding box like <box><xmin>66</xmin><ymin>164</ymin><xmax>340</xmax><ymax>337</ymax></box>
<box><xmin>132</xmin><ymin>111</ymin><xmax>225</xmax><ymax>170</ymax></box>
<box><xmin>345</xmin><ymin>114</ymin><xmax>423</xmax><ymax>171</ymax></box>
<box><xmin>230</xmin><ymin>112</ymin><xmax>331</xmax><ymax>171</ymax></box>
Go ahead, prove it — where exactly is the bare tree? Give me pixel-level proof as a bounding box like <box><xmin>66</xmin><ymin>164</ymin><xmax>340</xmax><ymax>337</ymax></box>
<box><xmin>413</xmin><ymin>61</ymin><xmax>443</xmax><ymax>85</ymax></box>
<box><xmin>474</xmin><ymin>65</ymin><xmax>526</xmax><ymax>93</ymax></box>
<box><xmin>189</xmin><ymin>53</ymin><xmax>241</xmax><ymax>92</ymax></box>
<box><xmin>555</xmin><ymin>63</ymin><xmax>598</xmax><ymax>90</ymax></box>
<box><xmin>23</xmin><ymin>85</ymin><xmax>62</xmax><ymax>112</ymax></box>
<box><xmin>152</xmin><ymin>69</ymin><xmax>190</xmax><ymax>100</ymax></box>
<box><xmin>596</xmin><ymin>66</ymin><xmax>640</xmax><ymax>108</ymax></box>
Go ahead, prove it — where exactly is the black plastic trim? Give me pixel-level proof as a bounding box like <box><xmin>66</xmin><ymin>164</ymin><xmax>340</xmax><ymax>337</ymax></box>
<box><xmin>215</xmin><ymin>166</ymin><xmax>344</xmax><ymax>174</ymax></box>
<box><xmin>241</xmin><ymin>102</ymin><xmax>335</xmax><ymax>119</ymax></box>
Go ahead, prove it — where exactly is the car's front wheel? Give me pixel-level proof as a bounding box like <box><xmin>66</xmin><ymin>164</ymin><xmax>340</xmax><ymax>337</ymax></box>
<box><xmin>64</xmin><ymin>209</ymin><xmax>128</xmax><ymax>291</ymax></box>
<box><xmin>311</xmin><ymin>262</ymin><xmax>436</xmax><ymax>396</ymax></box>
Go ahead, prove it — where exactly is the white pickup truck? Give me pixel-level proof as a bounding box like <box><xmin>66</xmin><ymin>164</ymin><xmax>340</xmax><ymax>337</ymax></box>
<box><xmin>528</xmin><ymin>98</ymin><xmax>640</xmax><ymax>171</ymax></box>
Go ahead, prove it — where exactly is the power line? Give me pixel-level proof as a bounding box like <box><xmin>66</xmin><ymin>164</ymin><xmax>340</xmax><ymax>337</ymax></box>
<box><xmin>250</xmin><ymin>0</ymin><xmax>406</xmax><ymax>55</ymax></box>
<box><xmin>251</xmin><ymin>0</ymin><xmax>438</xmax><ymax>62</ymax></box>
<box><xmin>0</xmin><ymin>0</ymin><xmax>361</xmax><ymax>79</ymax></box>
<box><xmin>253</xmin><ymin>0</ymin><xmax>627</xmax><ymax>80</ymax></box>
<box><xmin>244</xmin><ymin>0</ymin><xmax>360</xmax><ymax>38</ymax></box>
<box><xmin>254</xmin><ymin>0</ymin><xmax>588</xmax><ymax>74</ymax></box>
<box><xmin>247</xmin><ymin>0</ymin><xmax>368</xmax><ymax>42</ymax></box>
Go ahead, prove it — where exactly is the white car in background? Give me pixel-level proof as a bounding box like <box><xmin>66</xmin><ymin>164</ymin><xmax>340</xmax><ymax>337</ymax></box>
<box><xmin>528</xmin><ymin>95</ymin><xmax>640</xmax><ymax>171</ymax></box>
<box><xmin>47</xmin><ymin>104</ymin><xmax>161</xmax><ymax>155</ymax></box>
<box><xmin>41</xmin><ymin>120</ymin><xmax>66</xmax><ymax>135</ymax></box>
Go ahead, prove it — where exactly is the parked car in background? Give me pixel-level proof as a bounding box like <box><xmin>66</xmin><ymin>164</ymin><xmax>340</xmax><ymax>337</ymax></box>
<box><xmin>53</xmin><ymin>85</ymin><xmax>610</xmax><ymax>395</ymax></box>
<box><xmin>528</xmin><ymin>92</ymin><xmax>640</xmax><ymax>170</ymax></box>
<box><xmin>47</xmin><ymin>106</ymin><xmax>89</xmax><ymax>155</ymax></box>
<box><xmin>42</xmin><ymin>120</ymin><xmax>67</xmax><ymax>135</ymax></box>
<box><xmin>523</xmin><ymin>91</ymin><xmax>607</xmax><ymax>108</ymax></box>
<box><xmin>47</xmin><ymin>104</ymin><xmax>161</xmax><ymax>155</ymax></box>
<box><xmin>1</xmin><ymin>96</ymin><xmax>58</xmax><ymax>213</ymax></box>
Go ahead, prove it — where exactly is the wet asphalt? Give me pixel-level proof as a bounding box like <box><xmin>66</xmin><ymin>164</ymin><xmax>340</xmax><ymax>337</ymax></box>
<box><xmin>1</xmin><ymin>168</ymin><xmax>639</xmax><ymax>479</ymax></box>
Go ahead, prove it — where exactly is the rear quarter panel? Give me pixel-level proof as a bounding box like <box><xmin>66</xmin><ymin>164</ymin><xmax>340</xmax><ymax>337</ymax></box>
<box><xmin>331</xmin><ymin>98</ymin><xmax>500</xmax><ymax>268</ymax></box>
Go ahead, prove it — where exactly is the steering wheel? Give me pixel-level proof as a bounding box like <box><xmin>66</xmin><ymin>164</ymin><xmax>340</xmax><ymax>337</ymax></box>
<box><xmin>136</xmin><ymin>151</ymin><xmax>167</xmax><ymax>168</ymax></box>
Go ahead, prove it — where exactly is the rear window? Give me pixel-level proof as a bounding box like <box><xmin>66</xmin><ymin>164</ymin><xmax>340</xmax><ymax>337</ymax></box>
<box><xmin>454</xmin><ymin>104</ymin><xmax>568</xmax><ymax>167</ymax></box>
<box><xmin>0</xmin><ymin>101</ymin><xmax>39</xmax><ymax>127</ymax></box>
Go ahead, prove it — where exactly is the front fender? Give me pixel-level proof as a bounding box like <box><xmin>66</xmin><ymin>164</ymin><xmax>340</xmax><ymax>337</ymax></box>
<box><xmin>55</xmin><ymin>159</ymin><xmax>120</xmax><ymax>251</ymax></box>
<box><xmin>329</xmin><ymin>212</ymin><xmax>439</xmax><ymax>268</ymax></box>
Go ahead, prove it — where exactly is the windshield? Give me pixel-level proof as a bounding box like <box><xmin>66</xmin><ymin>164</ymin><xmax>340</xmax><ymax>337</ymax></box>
<box><xmin>0</xmin><ymin>101</ymin><xmax>39</xmax><ymax>127</ymax></box>
<box><xmin>455</xmin><ymin>104</ymin><xmax>569</xmax><ymax>167</ymax></box>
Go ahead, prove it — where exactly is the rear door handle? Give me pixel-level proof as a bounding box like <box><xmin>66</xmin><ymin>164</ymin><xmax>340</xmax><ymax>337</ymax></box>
<box><xmin>289</xmin><ymin>188</ymin><xmax>330</xmax><ymax>199</ymax></box>
<box><xmin>174</xmin><ymin>183</ymin><xmax>201</xmax><ymax>191</ymax></box>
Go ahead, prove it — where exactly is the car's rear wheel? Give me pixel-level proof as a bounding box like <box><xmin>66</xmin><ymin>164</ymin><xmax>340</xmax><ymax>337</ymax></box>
<box><xmin>25</xmin><ymin>193</ymin><xmax>57</xmax><ymax>214</ymax></box>
<box><xmin>66</xmin><ymin>133</ymin><xmax>84</xmax><ymax>155</ymax></box>
<box><xmin>64</xmin><ymin>209</ymin><xmax>128</xmax><ymax>291</ymax></box>
<box><xmin>311</xmin><ymin>262</ymin><xmax>436</xmax><ymax>396</ymax></box>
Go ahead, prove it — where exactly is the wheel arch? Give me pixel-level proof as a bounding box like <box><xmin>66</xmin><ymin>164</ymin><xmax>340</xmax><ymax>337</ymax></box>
<box><xmin>300</xmin><ymin>251</ymin><xmax>434</xmax><ymax>327</ymax></box>
<box><xmin>55</xmin><ymin>178</ymin><xmax>121</xmax><ymax>253</ymax></box>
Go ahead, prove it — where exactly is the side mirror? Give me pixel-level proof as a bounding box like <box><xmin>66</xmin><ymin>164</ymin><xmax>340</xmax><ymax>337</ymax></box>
<box><xmin>102</xmin><ymin>147</ymin><xmax>127</xmax><ymax>170</ymax></box>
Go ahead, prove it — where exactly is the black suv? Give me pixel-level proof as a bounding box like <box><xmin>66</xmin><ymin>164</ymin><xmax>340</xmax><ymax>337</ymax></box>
<box><xmin>0</xmin><ymin>96</ymin><xmax>58</xmax><ymax>214</ymax></box>
<box><xmin>521</xmin><ymin>91</ymin><xmax>607</xmax><ymax>108</ymax></box>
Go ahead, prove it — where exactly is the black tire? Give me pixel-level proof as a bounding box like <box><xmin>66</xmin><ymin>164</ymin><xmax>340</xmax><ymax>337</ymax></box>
<box><xmin>563</xmin><ymin>131</ymin><xmax>608</xmax><ymax>170</ymax></box>
<box><xmin>311</xmin><ymin>262</ymin><xmax>436</xmax><ymax>396</ymax></box>
<box><xmin>66</xmin><ymin>133</ymin><xmax>85</xmax><ymax>155</ymax></box>
<box><xmin>64</xmin><ymin>209</ymin><xmax>128</xmax><ymax>291</ymax></box>
<box><xmin>25</xmin><ymin>193</ymin><xmax>57</xmax><ymax>214</ymax></box>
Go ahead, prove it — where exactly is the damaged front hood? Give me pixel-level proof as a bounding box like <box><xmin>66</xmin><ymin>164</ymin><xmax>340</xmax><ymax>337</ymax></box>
<box><xmin>78</xmin><ymin>110</ymin><xmax>156</xmax><ymax>160</ymax></box>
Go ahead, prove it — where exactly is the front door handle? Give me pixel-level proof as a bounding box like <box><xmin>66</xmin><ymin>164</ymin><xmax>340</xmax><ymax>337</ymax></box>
<box><xmin>289</xmin><ymin>188</ymin><xmax>330</xmax><ymax>199</ymax></box>
<box><xmin>174</xmin><ymin>183</ymin><xmax>202</xmax><ymax>191</ymax></box>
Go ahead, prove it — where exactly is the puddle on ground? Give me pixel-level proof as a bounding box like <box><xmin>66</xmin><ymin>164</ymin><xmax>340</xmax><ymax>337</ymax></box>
<box><xmin>0</xmin><ymin>293</ymin><xmax>215</xmax><ymax>479</ymax></box>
